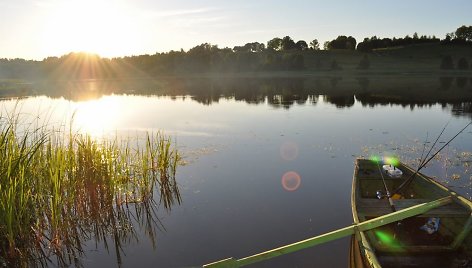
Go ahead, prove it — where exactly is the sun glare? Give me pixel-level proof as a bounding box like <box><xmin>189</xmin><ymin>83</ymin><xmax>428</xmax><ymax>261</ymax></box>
<box><xmin>41</xmin><ymin>0</ymin><xmax>141</xmax><ymax>58</ymax></box>
<box><xmin>72</xmin><ymin>96</ymin><xmax>122</xmax><ymax>137</ymax></box>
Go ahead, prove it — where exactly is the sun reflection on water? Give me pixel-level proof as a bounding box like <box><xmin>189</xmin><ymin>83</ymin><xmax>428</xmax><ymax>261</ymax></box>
<box><xmin>71</xmin><ymin>96</ymin><xmax>122</xmax><ymax>137</ymax></box>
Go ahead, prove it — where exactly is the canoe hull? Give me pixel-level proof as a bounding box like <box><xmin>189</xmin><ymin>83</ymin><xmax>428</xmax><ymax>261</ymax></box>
<box><xmin>351</xmin><ymin>158</ymin><xmax>472</xmax><ymax>268</ymax></box>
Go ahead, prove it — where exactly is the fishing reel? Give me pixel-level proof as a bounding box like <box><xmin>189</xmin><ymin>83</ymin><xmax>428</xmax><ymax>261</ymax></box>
<box><xmin>376</xmin><ymin>190</ymin><xmax>389</xmax><ymax>199</ymax></box>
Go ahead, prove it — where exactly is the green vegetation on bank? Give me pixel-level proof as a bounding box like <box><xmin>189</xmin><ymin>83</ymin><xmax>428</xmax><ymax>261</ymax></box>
<box><xmin>0</xmin><ymin>25</ymin><xmax>471</xmax><ymax>81</ymax></box>
<box><xmin>0</xmin><ymin>111</ymin><xmax>181</xmax><ymax>266</ymax></box>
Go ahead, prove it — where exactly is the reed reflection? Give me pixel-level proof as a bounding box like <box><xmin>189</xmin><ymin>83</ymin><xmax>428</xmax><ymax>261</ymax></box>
<box><xmin>0</xmin><ymin>115</ymin><xmax>181</xmax><ymax>267</ymax></box>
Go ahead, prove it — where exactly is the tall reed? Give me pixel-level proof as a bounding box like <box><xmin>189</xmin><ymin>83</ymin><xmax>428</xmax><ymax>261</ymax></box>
<box><xmin>0</xmin><ymin>111</ymin><xmax>181</xmax><ymax>267</ymax></box>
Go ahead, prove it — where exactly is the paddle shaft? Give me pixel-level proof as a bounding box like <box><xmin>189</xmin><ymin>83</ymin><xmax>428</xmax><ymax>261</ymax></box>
<box><xmin>203</xmin><ymin>197</ymin><xmax>452</xmax><ymax>268</ymax></box>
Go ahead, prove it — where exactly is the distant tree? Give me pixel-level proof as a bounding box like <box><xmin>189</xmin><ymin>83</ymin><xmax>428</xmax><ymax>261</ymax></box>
<box><xmin>457</xmin><ymin>57</ymin><xmax>469</xmax><ymax>70</ymax></box>
<box><xmin>445</xmin><ymin>32</ymin><xmax>455</xmax><ymax>41</ymax></box>
<box><xmin>357</xmin><ymin>55</ymin><xmax>370</xmax><ymax>70</ymax></box>
<box><xmin>234</xmin><ymin>42</ymin><xmax>265</xmax><ymax>53</ymax></box>
<box><xmin>295</xmin><ymin>40</ymin><xmax>308</xmax><ymax>50</ymax></box>
<box><xmin>455</xmin><ymin>25</ymin><xmax>472</xmax><ymax>41</ymax></box>
<box><xmin>357</xmin><ymin>34</ymin><xmax>440</xmax><ymax>51</ymax></box>
<box><xmin>440</xmin><ymin>55</ymin><xmax>454</xmax><ymax>70</ymax></box>
<box><xmin>253</xmin><ymin>42</ymin><xmax>265</xmax><ymax>52</ymax></box>
<box><xmin>356</xmin><ymin>38</ymin><xmax>373</xmax><ymax>52</ymax></box>
<box><xmin>267</xmin><ymin>38</ymin><xmax>282</xmax><ymax>51</ymax></box>
<box><xmin>327</xmin><ymin>36</ymin><xmax>357</xmax><ymax>50</ymax></box>
<box><xmin>346</xmin><ymin>36</ymin><xmax>357</xmax><ymax>50</ymax></box>
<box><xmin>323</xmin><ymin>41</ymin><xmax>329</xmax><ymax>50</ymax></box>
<box><xmin>310</xmin><ymin>39</ymin><xmax>320</xmax><ymax>50</ymax></box>
<box><xmin>188</xmin><ymin>43</ymin><xmax>219</xmax><ymax>54</ymax></box>
<box><xmin>281</xmin><ymin>36</ymin><xmax>296</xmax><ymax>50</ymax></box>
<box><xmin>233</xmin><ymin>45</ymin><xmax>246</xmax><ymax>52</ymax></box>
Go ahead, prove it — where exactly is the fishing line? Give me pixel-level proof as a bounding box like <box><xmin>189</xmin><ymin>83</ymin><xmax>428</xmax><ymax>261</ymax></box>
<box><xmin>393</xmin><ymin>121</ymin><xmax>472</xmax><ymax>195</ymax></box>
<box><xmin>418</xmin><ymin>131</ymin><xmax>428</xmax><ymax>171</ymax></box>
<box><xmin>419</xmin><ymin>121</ymin><xmax>449</xmax><ymax>169</ymax></box>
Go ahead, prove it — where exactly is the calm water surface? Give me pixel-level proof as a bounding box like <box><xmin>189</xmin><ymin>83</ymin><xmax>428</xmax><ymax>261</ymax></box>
<box><xmin>1</xmin><ymin>77</ymin><xmax>472</xmax><ymax>267</ymax></box>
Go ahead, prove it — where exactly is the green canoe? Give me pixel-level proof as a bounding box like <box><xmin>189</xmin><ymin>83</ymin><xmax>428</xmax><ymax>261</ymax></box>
<box><xmin>351</xmin><ymin>158</ymin><xmax>472</xmax><ymax>268</ymax></box>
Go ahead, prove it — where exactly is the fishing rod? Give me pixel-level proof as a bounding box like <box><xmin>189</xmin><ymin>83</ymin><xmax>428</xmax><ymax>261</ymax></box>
<box><xmin>392</xmin><ymin>121</ymin><xmax>472</xmax><ymax>195</ymax></box>
<box><xmin>375</xmin><ymin>160</ymin><xmax>397</xmax><ymax>213</ymax></box>
<box><xmin>374</xmin><ymin>156</ymin><xmax>405</xmax><ymax>240</ymax></box>
<box><xmin>417</xmin><ymin>132</ymin><xmax>429</xmax><ymax>172</ymax></box>
<box><xmin>418</xmin><ymin>122</ymin><xmax>449</xmax><ymax>170</ymax></box>
<box><xmin>377</xmin><ymin>121</ymin><xmax>469</xmax><ymax>239</ymax></box>
<box><xmin>394</xmin><ymin>123</ymin><xmax>449</xmax><ymax>195</ymax></box>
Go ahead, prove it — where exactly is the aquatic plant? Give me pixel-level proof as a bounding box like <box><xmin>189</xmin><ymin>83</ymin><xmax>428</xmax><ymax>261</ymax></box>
<box><xmin>0</xmin><ymin>111</ymin><xmax>181</xmax><ymax>267</ymax></box>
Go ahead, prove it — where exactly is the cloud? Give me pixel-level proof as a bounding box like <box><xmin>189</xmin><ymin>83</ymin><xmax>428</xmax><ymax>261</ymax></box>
<box><xmin>172</xmin><ymin>16</ymin><xmax>227</xmax><ymax>28</ymax></box>
<box><xmin>149</xmin><ymin>7</ymin><xmax>229</xmax><ymax>29</ymax></box>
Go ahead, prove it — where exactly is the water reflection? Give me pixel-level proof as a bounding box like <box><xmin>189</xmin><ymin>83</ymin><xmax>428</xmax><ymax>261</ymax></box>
<box><xmin>0</xmin><ymin>130</ymin><xmax>181</xmax><ymax>267</ymax></box>
<box><xmin>323</xmin><ymin>95</ymin><xmax>355</xmax><ymax>108</ymax></box>
<box><xmin>1</xmin><ymin>76</ymin><xmax>471</xmax><ymax>267</ymax></box>
<box><xmin>2</xmin><ymin>76</ymin><xmax>472</xmax><ymax>117</ymax></box>
<box><xmin>439</xmin><ymin>77</ymin><xmax>454</xmax><ymax>91</ymax></box>
<box><xmin>451</xmin><ymin>102</ymin><xmax>472</xmax><ymax>118</ymax></box>
<box><xmin>280</xmin><ymin>141</ymin><xmax>299</xmax><ymax>161</ymax></box>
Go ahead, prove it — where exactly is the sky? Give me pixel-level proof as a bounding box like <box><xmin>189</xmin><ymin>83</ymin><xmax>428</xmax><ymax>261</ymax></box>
<box><xmin>1</xmin><ymin>0</ymin><xmax>471</xmax><ymax>60</ymax></box>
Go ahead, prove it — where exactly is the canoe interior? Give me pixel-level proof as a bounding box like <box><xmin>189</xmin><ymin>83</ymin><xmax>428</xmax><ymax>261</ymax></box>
<box><xmin>353</xmin><ymin>159</ymin><xmax>472</xmax><ymax>268</ymax></box>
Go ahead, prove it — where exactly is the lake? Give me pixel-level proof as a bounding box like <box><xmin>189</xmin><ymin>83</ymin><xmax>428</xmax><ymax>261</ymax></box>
<box><xmin>1</xmin><ymin>76</ymin><xmax>471</xmax><ymax>267</ymax></box>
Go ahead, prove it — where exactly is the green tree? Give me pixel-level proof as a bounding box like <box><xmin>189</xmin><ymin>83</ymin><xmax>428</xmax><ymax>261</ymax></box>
<box><xmin>252</xmin><ymin>42</ymin><xmax>265</xmax><ymax>52</ymax></box>
<box><xmin>326</xmin><ymin>36</ymin><xmax>357</xmax><ymax>50</ymax></box>
<box><xmin>281</xmin><ymin>36</ymin><xmax>296</xmax><ymax>50</ymax></box>
<box><xmin>346</xmin><ymin>36</ymin><xmax>357</xmax><ymax>50</ymax></box>
<box><xmin>455</xmin><ymin>25</ymin><xmax>472</xmax><ymax>41</ymax></box>
<box><xmin>310</xmin><ymin>39</ymin><xmax>320</xmax><ymax>50</ymax></box>
<box><xmin>295</xmin><ymin>40</ymin><xmax>308</xmax><ymax>50</ymax></box>
<box><xmin>267</xmin><ymin>38</ymin><xmax>282</xmax><ymax>51</ymax></box>
<box><xmin>323</xmin><ymin>41</ymin><xmax>329</xmax><ymax>50</ymax></box>
<box><xmin>234</xmin><ymin>42</ymin><xmax>265</xmax><ymax>53</ymax></box>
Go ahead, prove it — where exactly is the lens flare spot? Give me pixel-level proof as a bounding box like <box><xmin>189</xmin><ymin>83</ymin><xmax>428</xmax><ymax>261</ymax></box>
<box><xmin>281</xmin><ymin>171</ymin><xmax>301</xmax><ymax>192</ymax></box>
<box><xmin>280</xmin><ymin>141</ymin><xmax>299</xmax><ymax>161</ymax></box>
<box><xmin>375</xmin><ymin>231</ymin><xmax>393</xmax><ymax>244</ymax></box>
<box><xmin>384</xmin><ymin>156</ymin><xmax>399</xmax><ymax>166</ymax></box>
<box><xmin>374</xmin><ymin>230</ymin><xmax>404</xmax><ymax>250</ymax></box>
<box><xmin>370</xmin><ymin>155</ymin><xmax>381</xmax><ymax>163</ymax></box>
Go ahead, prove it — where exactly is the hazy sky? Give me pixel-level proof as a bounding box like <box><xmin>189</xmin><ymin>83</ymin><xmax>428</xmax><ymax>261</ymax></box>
<box><xmin>1</xmin><ymin>0</ymin><xmax>471</xmax><ymax>60</ymax></box>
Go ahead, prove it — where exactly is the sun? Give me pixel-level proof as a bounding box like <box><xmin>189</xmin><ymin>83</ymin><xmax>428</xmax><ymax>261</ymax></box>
<box><xmin>40</xmin><ymin>0</ymin><xmax>141</xmax><ymax>58</ymax></box>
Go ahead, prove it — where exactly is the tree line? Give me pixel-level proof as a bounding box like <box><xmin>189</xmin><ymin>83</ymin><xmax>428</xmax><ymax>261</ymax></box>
<box><xmin>0</xmin><ymin>25</ymin><xmax>471</xmax><ymax>79</ymax></box>
<box><xmin>357</xmin><ymin>25</ymin><xmax>472</xmax><ymax>51</ymax></box>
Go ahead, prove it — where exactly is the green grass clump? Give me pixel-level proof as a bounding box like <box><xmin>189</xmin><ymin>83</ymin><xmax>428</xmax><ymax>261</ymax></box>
<box><xmin>0</xmin><ymin>112</ymin><xmax>181</xmax><ymax>267</ymax></box>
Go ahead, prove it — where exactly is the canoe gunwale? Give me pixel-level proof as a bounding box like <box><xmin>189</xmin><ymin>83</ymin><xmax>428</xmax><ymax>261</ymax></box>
<box><xmin>352</xmin><ymin>159</ymin><xmax>382</xmax><ymax>268</ymax></box>
<box><xmin>351</xmin><ymin>158</ymin><xmax>472</xmax><ymax>268</ymax></box>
